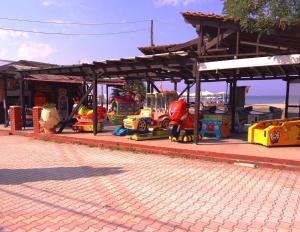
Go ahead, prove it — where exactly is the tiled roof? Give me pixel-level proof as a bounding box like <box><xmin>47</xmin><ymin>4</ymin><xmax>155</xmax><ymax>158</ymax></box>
<box><xmin>0</xmin><ymin>60</ymin><xmax>57</xmax><ymax>73</ymax></box>
<box><xmin>138</xmin><ymin>44</ymin><xmax>179</xmax><ymax>55</ymax></box>
<box><xmin>181</xmin><ymin>12</ymin><xmax>235</xmax><ymax>22</ymax></box>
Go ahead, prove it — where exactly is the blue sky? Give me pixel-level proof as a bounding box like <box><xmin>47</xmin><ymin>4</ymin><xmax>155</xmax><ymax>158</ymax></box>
<box><xmin>0</xmin><ymin>0</ymin><xmax>285</xmax><ymax>95</ymax></box>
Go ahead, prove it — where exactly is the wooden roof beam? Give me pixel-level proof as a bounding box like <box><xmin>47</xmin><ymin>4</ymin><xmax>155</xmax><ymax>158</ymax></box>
<box><xmin>169</xmin><ymin>38</ymin><xmax>198</xmax><ymax>52</ymax></box>
<box><xmin>240</xmin><ymin>41</ymin><xmax>289</xmax><ymax>51</ymax></box>
<box><xmin>199</xmin><ymin>29</ymin><xmax>235</xmax><ymax>55</ymax></box>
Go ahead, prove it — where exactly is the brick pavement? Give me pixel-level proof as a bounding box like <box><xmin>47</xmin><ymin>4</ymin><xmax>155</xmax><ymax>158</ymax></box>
<box><xmin>0</xmin><ymin>135</ymin><xmax>300</xmax><ymax>232</ymax></box>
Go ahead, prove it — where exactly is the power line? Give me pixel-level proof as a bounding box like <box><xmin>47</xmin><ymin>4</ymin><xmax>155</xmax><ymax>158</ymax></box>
<box><xmin>0</xmin><ymin>27</ymin><xmax>149</xmax><ymax>36</ymax></box>
<box><xmin>154</xmin><ymin>19</ymin><xmax>182</xmax><ymax>26</ymax></box>
<box><xmin>0</xmin><ymin>17</ymin><xmax>150</xmax><ymax>26</ymax></box>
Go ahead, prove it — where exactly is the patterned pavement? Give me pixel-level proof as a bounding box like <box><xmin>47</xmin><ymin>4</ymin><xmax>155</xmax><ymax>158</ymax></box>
<box><xmin>0</xmin><ymin>135</ymin><xmax>300</xmax><ymax>232</ymax></box>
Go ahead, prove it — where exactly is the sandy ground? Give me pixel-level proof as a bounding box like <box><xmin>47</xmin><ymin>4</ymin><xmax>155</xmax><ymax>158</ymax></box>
<box><xmin>248</xmin><ymin>103</ymin><xmax>285</xmax><ymax>110</ymax></box>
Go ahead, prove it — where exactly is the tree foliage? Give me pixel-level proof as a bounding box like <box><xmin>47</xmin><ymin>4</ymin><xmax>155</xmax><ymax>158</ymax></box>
<box><xmin>125</xmin><ymin>80</ymin><xmax>146</xmax><ymax>101</ymax></box>
<box><xmin>222</xmin><ymin>0</ymin><xmax>300</xmax><ymax>33</ymax></box>
<box><xmin>111</xmin><ymin>80</ymin><xmax>146</xmax><ymax>101</ymax></box>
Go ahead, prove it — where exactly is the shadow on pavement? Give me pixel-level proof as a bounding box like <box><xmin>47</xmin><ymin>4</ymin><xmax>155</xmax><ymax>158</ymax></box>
<box><xmin>0</xmin><ymin>166</ymin><xmax>125</xmax><ymax>185</ymax></box>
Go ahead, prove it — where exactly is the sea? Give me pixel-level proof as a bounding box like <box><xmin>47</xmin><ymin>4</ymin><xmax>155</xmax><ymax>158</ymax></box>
<box><xmin>246</xmin><ymin>95</ymin><xmax>300</xmax><ymax>105</ymax></box>
<box><xmin>246</xmin><ymin>96</ymin><xmax>285</xmax><ymax>105</ymax></box>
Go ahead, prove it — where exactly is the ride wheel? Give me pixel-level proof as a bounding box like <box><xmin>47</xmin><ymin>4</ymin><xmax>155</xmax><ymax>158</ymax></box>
<box><xmin>137</xmin><ymin>120</ymin><xmax>148</xmax><ymax>132</ymax></box>
<box><xmin>182</xmin><ymin>135</ymin><xmax>193</xmax><ymax>143</ymax></box>
<box><xmin>72</xmin><ymin>126</ymin><xmax>80</xmax><ymax>132</ymax></box>
<box><xmin>198</xmin><ymin>134</ymin><xmax>203</xmax><ymax>140</ymax></box>
<box><xmin>161</xmin><ymin>118</ymin><xmax>170</xmax><ymax>129</ymax></box>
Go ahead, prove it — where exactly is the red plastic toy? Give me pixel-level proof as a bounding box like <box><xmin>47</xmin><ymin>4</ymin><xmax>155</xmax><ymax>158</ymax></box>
<box><xmin>168</xmin><ymin>100</ymin><xmax>202</xmax><ymax>142</ymax></box>
<box><xmin>72</xmin><ymin>106</ymin><xmax>107</xmax><ymax>132</ymax></box>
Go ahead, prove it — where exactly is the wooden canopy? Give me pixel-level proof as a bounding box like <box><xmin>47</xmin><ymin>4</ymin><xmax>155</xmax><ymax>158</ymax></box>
<box><xmin>12</xmin><ymin>12</ymin><xmax>300</xmax><ymax>137</ymax></box>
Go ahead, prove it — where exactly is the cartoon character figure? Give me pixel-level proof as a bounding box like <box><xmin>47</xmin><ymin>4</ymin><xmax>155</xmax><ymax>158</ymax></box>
<box><xmin>269</xmin><ymin>130</ymin><xmax>280</xmax><ymax>144</ymax></box>
<box><xmin>207</xmin><ymin>121</ymin><xmax>215</xmax><ymax>131</ymax></box>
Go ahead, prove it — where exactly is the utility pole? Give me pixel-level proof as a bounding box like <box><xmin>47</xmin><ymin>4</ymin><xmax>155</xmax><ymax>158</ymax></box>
<box><xmin>150</xmin><ymin>19</ymin><xmax>154</xmax><ymax>46</ymax></box>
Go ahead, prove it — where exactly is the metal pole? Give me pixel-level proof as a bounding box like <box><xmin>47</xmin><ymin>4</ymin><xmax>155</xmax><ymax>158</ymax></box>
<box><xmin>174</xmin><ymin>81</ymin><xmax>177</xmax><ymax>92</ymax></box>
<box><xmin>285</xmin><ymin>80</ymin><xmax>290</xmax><ymax>118</ymax></box>
<box><xmin>194</xmin><ymin>63</ymin><xmax>201</xmax><ymax>144</ymax></box>
<box><xmin>150</xmin><ymin>82</ymin><xmax>154</xmax><ymax>93</ymax></box>
<box><xmin>187</xmin><ymin>82</ymin><xmax>190</xmax><ymax>104</ymax></box>
<box><xmin>101</xmin><ymin>84</ymin><xmax>104</xmax><ymax>106</ymax></box>
<box><xmin>231</xmin><ymin>79</ymin><xmax>237</xmax><ymax>132</ymax></box>
<box><xmin>3</xmin><ymin>78</ymin><xmax>8</xmax><ymax>127</ymax></box>
<box><xmin>93</xmin><ymin>75</ymin><xmax>98</xmax><ymax>136</ymax></box>
<box><xmin>147</xmin><ymin>81</ymin><xmax>151</xmax><ymax>93</ymax></box>
<box><xmin>18</xmin><ymin>73</ymin><xmax>25</xmax><ymax>129</ymax></box>
<box><xmin>150</xmin><ymin>19</ymin><xmax>154</xmax><ymax>46</ymax></box>
<box><xmin>106</xmin><ymin>85</ymin><xmax>109</xmax><ymax>111</ymax></box>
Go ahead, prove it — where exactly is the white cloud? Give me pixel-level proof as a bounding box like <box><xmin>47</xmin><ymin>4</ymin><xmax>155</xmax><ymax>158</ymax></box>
<box><xmin>154</xmin><ymin>0</ymin><xmax>196</xmax><ymax>6</ymax></box>
<box><xmin>78</xmin><ymin>58</ymin><xmax>92</xmax><ymax>64</ymax></box>
<box><xmin>42</xmin><ymin>0</ymin><xmax>63</xmax><ymax>7</ymax></box>
<box><xmin>0</xmin><ymin>30</ymin><xmax>29</xmax><ymax>40</ymax></box>
<box><xmin>18</xmin><ymin>42</ymin><xmax>55</xmax><ymax>60</ymax></box>
<box><xmin>0</xmin><ymin>48</ymin><xmax>8</xmax><ymax>57</ymax></box>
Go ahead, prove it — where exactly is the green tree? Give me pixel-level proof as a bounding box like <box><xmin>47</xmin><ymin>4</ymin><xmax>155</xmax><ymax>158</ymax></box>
<box><xmin>110</xmin><ymin>80</ymin><xmax>146</xmax><ymax>101</ymax></box>
<box><xmin>111</xmin><ymin>87</ymin><xmax>123</xmax><ymax>98</ymax></box>
<box><xmin>222</xmin><ymin>0</ymin><xmax>300</xmax><ymax>33</ymax></box>
<box><xmin>124</xmin><ymin>80</ymin><xmax>146</xmax><ymax>101</ymax></box>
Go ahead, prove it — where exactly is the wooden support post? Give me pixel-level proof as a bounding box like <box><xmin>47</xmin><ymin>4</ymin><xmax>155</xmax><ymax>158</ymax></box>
<box><xmin>93</xmin><ymin>74</ymin><xmax>98</xmax><ymax>136</ymax></box>
<box><xmin>236</xmin><ymin>31</ymin><xmax>240</xmax><ymax>75</ymax></box>
<box><xmin>194</xmin><ymin>23</ymin><xmax>203</xmax><ymax>144</ymax></box>
<box><xmin>178</xmin><ymin>85</ymin><xmax>188</xmax><ymax>98</ymax></box>
<box><xmin>178</xmin><ymin>83</ymin><xmax>195</xmax><ymax>98</ymax></box>
<box><xmin>101</xmin><ymin>84</ymin><xmax>104</xmax><ymax>107</ymax></box>
<box><xmin>186</xmin><ymin>82</ymin><xmax>190</xmax><ymax>103</ymax></box>
<box><xmin>3</xmin><ymin>78</ymin><xmax>8</xmax><ymax>127</ymax></box>
<box><xmin>106</xmin><ymin>85</ymin><xmax>109</xmax><ymax>111</ymax></box>
<box><xmin>256</xmin><ymin>34</ymin><xmax>261</xmax><ymax>55</ymax></box>
<box><xmin>285</xmin><ymin>80</ymin><xmax>290</xmax><ymax>118</ymax></box>
<box><xmin>194</xmin><ymin>63</ymin><xmax>201</xmax><ymax>144</ymax></box>
<box><xmin>82</xmin><ymin>78</ymin><xmax>87</xmax><ymax>105</ymax></box>
<box><xmin>82</xmin><ymin>79</ymin><xmax>87</xmax><ymax>94</ymax></box>
<box><xmin>231</xmin><ymin>79</ymin><xmax>237</xmax><ymax>132</ymax></box>
<box><xmin>217</xmin><ymin>24</ymin><xmax>221</xmax><ymax>48</ymax></box>
<box><xmin>147</xmin><ymin>81</ymin><xmax>151</xmax><ymax>93</ymax></box>
<box><xmin>151</xmin><ymin>81</ymin><xmax>160</xmax><ymax>93</ymax></box>
<box><xmin>18</xmin><ymin>73</ymin><xmax>25</xmax><ymax>129</ymax></box>
<box><xmin>150</xmin><ymin>82</ymin><xmax>154</xmax><ymax>93</ymax></box>
<box><xmin>173</xmin><ymin>81</ymin><xmax>177</xmax><ymax>92</ymax></box>
<box><xmin>57</xmin><ymin>84</ymin><xmax>94</xmax><ymax>133</ymax></box>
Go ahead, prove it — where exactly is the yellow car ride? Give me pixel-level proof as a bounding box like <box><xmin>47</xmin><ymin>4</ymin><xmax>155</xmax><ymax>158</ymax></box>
<box><xmin>123</xmin><ymin>108</ymin><xmax>169</xmax><ymax>132</ymax></box>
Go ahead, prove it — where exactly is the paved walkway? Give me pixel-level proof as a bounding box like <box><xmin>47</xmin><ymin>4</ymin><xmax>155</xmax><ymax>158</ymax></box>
<box><xmin>2</xmin><ymin>125</ymin><xmax>300</xmax><ymax>168</ymax></box>
<box><xmin>1</xmin><ymin>135</ymin><xmax>300</xmax><ymax>232</ymax></box>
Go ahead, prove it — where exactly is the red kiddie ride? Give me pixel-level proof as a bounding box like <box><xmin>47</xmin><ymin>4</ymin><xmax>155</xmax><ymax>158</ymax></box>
<box><xmin>168</xmin><ymin>100</ymin><xmax>202</xmax><ymax>142</ymax></box>
<box><xmin>72</xmin><ymin>106</ymin><xmax>107</xmax><ymax>132</ymax></box>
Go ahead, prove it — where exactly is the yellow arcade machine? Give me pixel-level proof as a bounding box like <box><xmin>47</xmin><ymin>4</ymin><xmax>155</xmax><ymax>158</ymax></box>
<box><xmin>248</xmin><ymin>118</ymin><xmax>300</xmax><ymax>147</ymax></box>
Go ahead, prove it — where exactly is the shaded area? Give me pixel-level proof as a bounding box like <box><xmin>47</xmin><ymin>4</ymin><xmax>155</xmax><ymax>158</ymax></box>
<box><xmin>0</xmin><ymin>186</ymin><xmax>188</xmax><ymax>232</ymax></box>
<box><xmin>0</xmin><ymin>166</ymin><xmax>125</xmax><ymax>185</ymax></box>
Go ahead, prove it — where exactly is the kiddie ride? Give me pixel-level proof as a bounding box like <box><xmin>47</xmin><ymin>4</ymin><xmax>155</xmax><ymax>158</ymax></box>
<box><xmin>248</xmin><ymin>117</ymin><xmax>300</xmax><ymax>147</ymax></box>
<box><xmin>119</xmin><ymin>91</ymin><xmax>178</xmax><ymax>140</ymax></box>
<box><xmin>168</xmin><ymin>101</ymin><xmax>232</xmax><ymax>142</ymax></box>
<box><xmin>168</xmin><ymin>100</ymin><xmax>203</xmax><ymax>142</ymax></box>
<box><xmin>107</xmin><ymin>93</ymin><xmax>138</xmax><ymax>125</ymax></box>
<box><xmin>72</xmin><ymin>106</ymin><xmax>107</xmax><ymax>132</ymax></box>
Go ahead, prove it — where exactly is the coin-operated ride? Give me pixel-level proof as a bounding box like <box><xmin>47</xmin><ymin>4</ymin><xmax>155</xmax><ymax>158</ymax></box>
<box><xmin>121</xmin><ymin>91</ymin><xmax>178</xmax><ymax>140</ymax></box>
<box><xmin>107</xmin><ymin>92</ymin><xmax>138</xmax><ymax>125</ymax></box>
<box><xmin>72</xmin><ymin>105</ymin><xmax>107</xmax><ymax>132</ymax></box>
<box><xmin>248</xmin><ymin>117</ymin><xmax>300</xmax><ymax>147</ymax></box>
<box><xmin>168</xmin><ymin>100</ymin><xmax>203</xmax><ymax>142</ymax></box>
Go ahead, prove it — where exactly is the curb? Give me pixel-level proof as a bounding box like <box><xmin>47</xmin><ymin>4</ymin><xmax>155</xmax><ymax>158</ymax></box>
<box><xmin>3</xmin><ymin>129</ymin><xmax>300</xmax><ymax>171</ymax></box>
